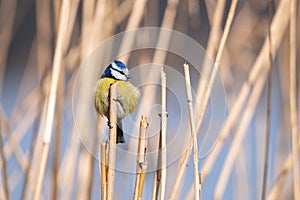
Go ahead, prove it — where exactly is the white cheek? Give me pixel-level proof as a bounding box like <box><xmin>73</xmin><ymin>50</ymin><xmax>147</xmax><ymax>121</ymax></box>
<box><xmin>111</xmin><ymin>62</ymin><xmax>119</xmax><ymax>69</ymax></box>
<box><xmin>111</xmin><ymin>69</ymin><xmax>126</xmax><ymax>80</ymax></box>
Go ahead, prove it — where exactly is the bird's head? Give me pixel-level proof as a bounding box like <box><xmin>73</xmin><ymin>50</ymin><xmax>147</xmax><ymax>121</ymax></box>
<box><xmin>101</xmin><ymin>60</ymin><xmax>130</xmax><ymax>81</ymax></box>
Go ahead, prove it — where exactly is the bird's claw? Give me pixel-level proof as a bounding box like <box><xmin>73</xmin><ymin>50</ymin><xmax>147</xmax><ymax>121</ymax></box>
<box><xmin>107</xmin><ymin>121</ymin><xmax>113</xmax><ymax>129</ymax></box>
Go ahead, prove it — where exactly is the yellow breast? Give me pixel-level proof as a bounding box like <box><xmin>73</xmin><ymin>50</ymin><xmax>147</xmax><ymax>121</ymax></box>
<box><xmin>94</xmin><ymin>78</ymin><xmax>139</xmax><ymax>118</ymax></box>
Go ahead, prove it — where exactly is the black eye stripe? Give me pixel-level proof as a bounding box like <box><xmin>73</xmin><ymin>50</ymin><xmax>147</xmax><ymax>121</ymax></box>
<box><xmin>111</xmin><ymin>67</ymin><xmax>126</xmax><ymax>75</ymax></box>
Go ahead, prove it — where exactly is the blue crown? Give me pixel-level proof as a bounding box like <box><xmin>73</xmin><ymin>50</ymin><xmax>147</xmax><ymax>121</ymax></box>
<box><xmin>101</xmin><ymin>60</ymin><xmax>128</xmax><ymax>79</ymax></box>
<box><xmin>114</xmin><ymin>60</ymin><xmax>127</xmax><ymax>70</ymax></box>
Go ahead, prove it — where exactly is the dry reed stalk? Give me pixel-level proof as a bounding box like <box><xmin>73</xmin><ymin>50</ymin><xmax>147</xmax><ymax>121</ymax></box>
<box><xmin>21</xmin><ymin>72</ymin><xmax>48</xmax><ymax>200</ymax></box>
<box><xmin>4</xmin><ymin>72</ymin><xmax>50</xmax><ymax>189</ymax></box>
<box><xmin>199</xmin><ymin>0</ymin><xmax>291</xmax><ymax>181</ymax></box>
<box><xmin>124</xmin><ymin>6</ymin><xmax>182</xmax><ymax>195</ymax></box>
<box><xmin>127</xmin><ymin>0</ymin><xmax>180</xmax><ymax>123</ymax></box>
<box><xmin>121</xmin><ymin>0</ymin><xmax>180</xmax><ymax>195</ymax></box>
<box><xmin>52</xmin><ymin>65</ymin><xmax>65</xmax><ymax>200</ymax></box>
<box><xmin>266</xmin><ymin>133</ymin><xmax>300</xmax><ymax>199</ymax></box>
<box><xmin>91</xmin><ymin>0</ymin><xmax>107</xmax><ymax>44</ymax></box>
<box><xmin>234</xmin><ymin>149</ymin><xmax>250</xmax><ymax>200</ymax></box>
<box><xmin>139</xmin><ymin>172</ymin><xmax>147</xmax><ymax>199</ymax></box>
<box><xmin>58</xmin><ymin>127</ymin><xmax>80</xmax><ymax>200</ymax></box>
<box><xmin>102</xmin><ymin>0</ymin><xmax>115</xmax><ymax>39</ymax></box>
<box><xmin>118</xmin><ymin>0</ymin><xmax>148</xmax><ymax>64</ymax></box>
<box><xmin>76</xmin><ymin>137</ymin><xmax>97</xmax><ymax>199</ymax></box>
<box><xmin>75</xmin><ymin>1</ymin><xmax>109</xmax><ymax>199</ymax></box>
<box><xmin>0</xmin><ymin>0</ymin><xmax>17</xmax><ymax>97</ymax></box>
<box><xmin>52</xmin><ymin>0</ymin><xmax>83</xmax><ymax>198</ymax></box>
<box><xmin>152</xmin><ymin>167</ymin><xmax>161</xmax><ymax>200</ymax></box>
<box><xmin>88</xmin><ymin>133</ymin><xmax>101</xmax><ymax>200</ymax></box>
<box><xmin>14</xmin><ymin>38</ymin><xmax>38</xmax><ymax>101</ymax></box>
<box><xmin>7</xmin><ymin>170</ymin><xmax>24</xmax><ymax>194</ymax></box>
<box><xmin>212</xmin><ymin>1</ymin><xmax>292</xmax><ymax>197</ymax></box>
<box><xmin>151</xmin><ymin>68</ymin><xmax>168</xmax><ymax>200</ymax></box>
<box><xmin>114</xmin><ymin>0</ymin><xmax>133</xmax><ymax>26</ymax></box>
<box><xmin>28</xmin><ymin>30</ymin><xmax>55</xmax><ymax>197</ymax></box>
<box><xmin>152</xmin><ymin>0</ymin><xmax>180</xmax><ymax>64</ymax></box>
<box><xmin>81</xmin><ymin>0</ymin><xmax>96</xmax><ymax>59</ymax></box>
<box><xmin>10</xmin><ymin>88</ymin><xmax>40</xmax><ymax>124</ymax></box>
<box><xmin>61</xmin><ymin>1</ymin><xmax>98</xmax><ymax>197</ymax></box>
<box><xmin>133</xmin><ymin>116</ymin><xmax>149</xmax><ymax>200</ymax></box>
<box><xmin>170</xmin><ymin>0</ymin><xmax>238</xmax><ymax>198</ymax></box>
<box><xmin>58</xmin><ymin>52</ymin><xmax>95</xmax><ymax>199</ymax></box>
<box><xmin>214</xmin><ymin>72</ymin><xmax>266</xmax><ymax>199</ymax></box>
<box><xmin>35</xmin><ymin>0</ymin><xmax>52</xmax><ymax>78</ymax></box>
<box><xmin>2</xmin><ymin>103</ymin><xmax>40</xmax><ymax>172</ymax></box>
<box><xmin>267</xmin><ymin>181</ymin><xmax>283</xmax><ymax>200</ymax></box>
<box><xmin>151</xmin><ymin>177</ymin><xmax>159</xmax><ymax>200</ymax></box>
<box><xmin>64</xmin><ymin>44</ymin><xmax>80</xmax><ymax>72</ymax></box>
<box><xmin>160</xmin><ymin>68</ymin><xmax>167</xmax><ymax>200</ymax></box>
<box><xmin>33</xmin><ymin>0</ymin><xmax>70</xmax><ymax>199</ymax></box>
<box><xmin>289</xmin><ymin>0</ymin><xmax>299</xmax><ymax>198</ymax></box>
<box><xmin>11</xmin><ymin>56</ymin><xmax>53</xmax><ymax>124</ymax></box>
<box><xmin>187</xmin><ymin>0</ymin><xmax>201</xmax><ymax>30</ymax></box>
<box><xmin>53</xmin><ymin>0</ymin><xmax>61</xmax><ymax>33</ymax></box>
<box><xmin>106</xmin><ymin>82</ymin><xmax>117</xmax><ymax>200</ymax></box>
<box><xmin>0</xmin><ymin>121</ymin><xmax>10</xmax><ymax>200</ymax></box>
<box><xmin>63</xmin><ymin>0</ymin><xmax>80</xmax><ymax>53</ymax></box>
<box><xmin>262</xmin><ymin>1</ymin><xmax>274</xmax><ymax>198</ymax></box>
<box><xmin>196</xmin><ymin>0</ymin><xmax>226</xmax><ymax>105</ymax></box>
<box><xmin>0</xmin><ymin>106</ymin><xmax>29</xmax><ymax>171</ymax></box>
<box><xmin>22</xmin><ymin>88</ymin><xmax>48</xmax><ymax>200</ymax></box>
<box><xmin>101</xmin><ymin>142</ymin><xmax>108</xmax><ymax>200</ymax></box>
<box><xmin>131</xmin><ymin>0</ymin><xmax>180</xmax><ymax>133</ymax></box>
<box><xmin>7</xmin><ymin>101</ymin><xmax>38</xmax><ymax>149</ymax></box>
<box><xmin>60</xmin><ymin>77</ymin><xmax>90</xmax><ymax>196</ymax></box>
<box><xmin>277</xmin><ymin>32</ymin><xmax>292</xmax><ymax>157</ymax></box>
<box><xmin>0</xmin><ymin>188</ymin><xmax>4</xmax><ymax>200</ymax></box>
<box><xmin>183</xmin><ymin>64</ymin><xmax>200</xmax><ymax>200</ymax></box>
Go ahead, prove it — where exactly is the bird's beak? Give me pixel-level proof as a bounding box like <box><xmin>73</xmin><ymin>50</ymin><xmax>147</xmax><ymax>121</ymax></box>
<box><xmin>126</xmin><ymin>75</ymin><xmax>131</xmax><ymax>79</ymax></box>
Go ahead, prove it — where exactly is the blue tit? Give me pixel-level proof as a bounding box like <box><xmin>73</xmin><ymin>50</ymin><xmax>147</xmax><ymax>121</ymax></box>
<box><xmin>94</xmin><ymin>60</ymin><xmax>139</xmax><ymax>143</ymax></box>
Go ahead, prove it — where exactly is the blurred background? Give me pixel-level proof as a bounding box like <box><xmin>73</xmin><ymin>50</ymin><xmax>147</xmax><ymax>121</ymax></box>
<box><xmin>0</xmin><ymin>0</ymin><xmax>299</xmax><ymax>199</ymax></box>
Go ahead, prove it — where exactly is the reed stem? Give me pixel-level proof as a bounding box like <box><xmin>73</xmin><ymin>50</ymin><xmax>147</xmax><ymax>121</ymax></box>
<box><xmin>133</xmin><ymin>116</ymin><xmax>149</xmax><ymax>200</ymax></box>
<box><xmin>183</xmin><ymin>63</ymin><xmax>200</xmax><ymax>200</ymax></box>
<box><xmin>289</xmin><ymin>0</ymin><xmax>299</xmax><ymax>198</ymax></box>
<box><xmin>170</xmin><ymin>0</ymin><xmax>238</xmax><ymax>198</ymax></box>
<box><xmin>100</xmin><ymin>142</ymin><xmax>108</xmax><ymax>200</ymax></box>
<box><xmin>262</xmin><ymin>1</ymin><xmax>274</xmax><ymax>199</ymax></box>
<box><xmin>33</xmin><ymin>0</ymin><xmax>70</xmax><ymax>199</ymax></box>
<box><xmin>0</xmin><ymin>121</ymin><xmax>10</xmax><ymax>200</ymax></box>
<box><xmin>106</xmin><ymin>82</ymin><xmax>117</xmax><ymax>200</ymax></box>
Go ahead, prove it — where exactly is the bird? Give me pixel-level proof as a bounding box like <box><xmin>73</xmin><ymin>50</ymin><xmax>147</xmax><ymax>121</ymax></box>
<box><xmin>94</xmin><ymin>60</ymin><xmax>139</xmax><ymax>143</ymax></box>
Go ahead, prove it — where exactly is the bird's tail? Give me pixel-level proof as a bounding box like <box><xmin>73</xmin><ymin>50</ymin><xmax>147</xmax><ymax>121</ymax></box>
<box><xmin>117</xmin><ymin>119</ymin><xmax>125</xmax><ymax>143</ymax></box>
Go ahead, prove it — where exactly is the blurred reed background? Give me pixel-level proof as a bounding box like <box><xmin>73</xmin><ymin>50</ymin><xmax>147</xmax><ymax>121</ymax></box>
<box><xmin>0</xmin><ymin>0</ymin><xmax>299</xmax><ymax>199</ymax></box>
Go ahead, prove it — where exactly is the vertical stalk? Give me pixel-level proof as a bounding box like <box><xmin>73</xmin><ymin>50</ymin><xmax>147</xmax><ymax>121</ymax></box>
<box><xmin>196</xmin><ymin>0</ymin><xmax>226</xmax><ymax>105</ymax></box>
<box><xmin>118</xmin><ymin>0</ymin><xmax>148</xmax><ymax>64</ymax></box>
<box><xmin>160</xmin><ymin>68</ymin><xmax>167</xmax><ymax>200</ymax></box>
<box><xmin>107</xmin><ymin>82</ymin><xmax>117</xmax><ymax>200</ymax></box>
<box><xmin>152</xmin><ymin>68</ymin><xmax>168</xmax><ymax>200</ymax></box>
<box><xmin>133</xmin><ymin>116</ymin><xmax>149</xmax><ymax>200</ymax></box>
<box><xmin>199</xmin><ymin>0</ymin><xmax>290</xmax><ymax>184</ymax></box>
<box><xmin>289</xmin><ymin>0</ymin><xmax>299</xmax><ymax>198</ymax></box>
<box><xmin>214</xmin><ymin>74</ymin><xmax>266</xmax><ymax>199</ymax></box>
<box><xmin>151</xmin><ymin>172</ymin><xmax>159</xmax><ymax>200</ymax></box>
<box><xmin>33</xmin><ymin>0</ymin><xmax>70</xmax><ymax>199</ymax></box>
<box><xmin>0</xmin><ymin>120</ymin><xmax>10</xmax><ymax>200</ymax></box>
<box><xmin>100</xmin><ymin>142</ymin><xmax>108</xmax><ymax>200</ymax></box>
<box><xmin>262</xmin><ymin>1</ymin><xmax>273</xmax><ymax>199</ymax></box>
<box><xmin>52</xmin><ymin>74</ymin><xmax>63</xmax><ymax>200</ymax></box>
<box><xmin>183</xmin><ymin>63</ymin><xmax>200</xmax><ymax>200</ymax></box>
<box><xmin>170</xmin><ymin>0</ymin><xmax>238</xmax><ymax>198</ymax></box>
